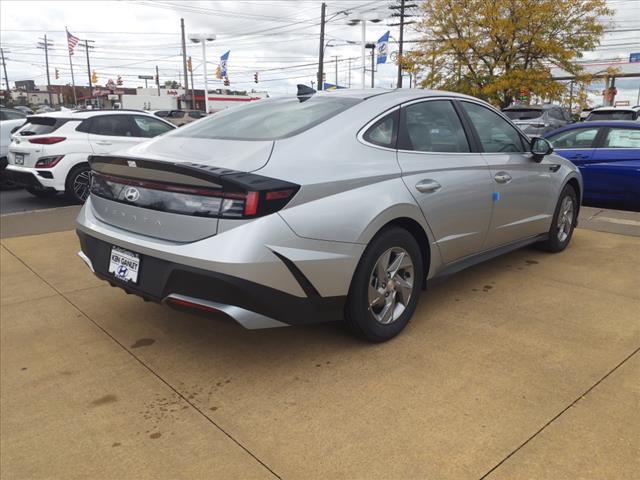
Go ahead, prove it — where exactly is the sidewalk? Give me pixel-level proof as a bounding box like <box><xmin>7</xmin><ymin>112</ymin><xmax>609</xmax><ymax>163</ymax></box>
<box><xmin>1</xmin><ymin>225</ymin><xmax>638</xmax><ymax>479</ymax></box>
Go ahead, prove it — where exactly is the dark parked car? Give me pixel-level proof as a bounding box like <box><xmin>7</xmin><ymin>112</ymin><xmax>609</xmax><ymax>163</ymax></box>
<box><xmin>502</xmin><ymin>104</ymin><xmax>570</xmax><ymax>136</ymax></box>
<box><xmin>545</xmin><ymin>121</ymin><xmax>640</xmax><ymax>210</ymax></box>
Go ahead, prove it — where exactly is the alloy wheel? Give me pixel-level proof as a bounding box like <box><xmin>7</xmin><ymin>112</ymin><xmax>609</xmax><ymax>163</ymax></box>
<box><xmin>73</xmin><ymin>170</ymin><xmax>91</xmax><ymax>201</ymax></box>
<box><xmin>557</xmin><ymin>195</ymin><xmax>574</xmax><ymax>243</ymax></box>
<box><xmin>368</xmin><ymin>247</ymin><xmax>415</xmax><ymax>325</ymax></box>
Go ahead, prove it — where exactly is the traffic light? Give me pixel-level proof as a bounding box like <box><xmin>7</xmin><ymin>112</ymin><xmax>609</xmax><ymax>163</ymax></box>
<box><xmin>116</xmin><ymin>75</ymin><xmax>123</xmax><ymax>86</ymax></box>
<box><xmin>519</xmin><ymin>86</ymin><xmax>527</xmax><ymax>101</ymax></box>
<box><xmin>55</xmin><ymin>68</ymin><xmax>59</xmax><ymax>79</ymax></box>
<box><xmin>223</xmin><ymin>76</ymin><xmax>230</xmax><ymax>87</ymax></box>
<box><xmin>187</xmin><ymin>57</ymin><xmax>192</xmax><ymax>73</ymax></box>
<box><xmin>254</xmin><ymin>72</ymin><xmax>259</xmax><ymax>83</ymax></box>
<box><xmin>91</xmin><ymin>70</ymin><xmax>98</xmax><ymax>84</ymax></box>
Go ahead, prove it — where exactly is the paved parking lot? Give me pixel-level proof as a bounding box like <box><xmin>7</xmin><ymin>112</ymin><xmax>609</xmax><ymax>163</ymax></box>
<box><xmin>1</xmin><ymin>215</ymin><xmax>639</xmax><ymax>479</ymax></box>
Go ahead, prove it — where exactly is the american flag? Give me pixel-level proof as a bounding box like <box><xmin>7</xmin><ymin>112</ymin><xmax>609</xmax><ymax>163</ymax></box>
<box><xmin>67</xmin><ymin>30</ymin><xmax>79</xmax><ymax>56</ymax></box>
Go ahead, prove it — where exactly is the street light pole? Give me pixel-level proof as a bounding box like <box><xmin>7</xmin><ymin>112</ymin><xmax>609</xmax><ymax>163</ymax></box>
<box><xmin>201</xmin><ymin>41</ymin><xmax>209</xmax><ymax>114</ymax></box>
<box><xmin>361</xmin><ymin>21</ymin><xmax>366</xmax><ymax>88</ymax></box>
<box><xmin>317</xmin><ymin>2</ymin><xmax>326</xmax><ymax>91</ymax></box>
<box><xmin>334</xmin><ymin>55</ymin><xmax>339</xmax><ymax>86</ymax></box>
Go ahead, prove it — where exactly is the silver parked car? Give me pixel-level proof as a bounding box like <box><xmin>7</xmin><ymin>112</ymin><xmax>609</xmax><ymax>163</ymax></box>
<box><xmin>76</xmin><ymin>88</ymin><xmax>582</xmax><ymax>342</ymax></box>
<box><xmin>502</xmin><ymin>104</ymin><xmax>570</xmax><ymax>136</ymax></box>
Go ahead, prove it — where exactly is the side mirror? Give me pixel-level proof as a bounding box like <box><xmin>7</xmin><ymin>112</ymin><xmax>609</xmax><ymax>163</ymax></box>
<box><xmin>530</xmin><ymin>137</ymin><xmax>553</xmax><ymax>162</ymax></box>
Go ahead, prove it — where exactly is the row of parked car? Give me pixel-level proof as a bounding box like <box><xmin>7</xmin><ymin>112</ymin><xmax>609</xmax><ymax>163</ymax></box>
<box><xmin>1</xmin><ymin>100</ymin><xmax>639</xmax><ymax>209</ymax></box>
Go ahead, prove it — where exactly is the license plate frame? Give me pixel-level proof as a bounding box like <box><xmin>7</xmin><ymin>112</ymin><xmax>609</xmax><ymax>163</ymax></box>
<box><xmin>14</xmin><ymin>153</ymin><xmax>24</xmax><ymax>165</ymax></box>
<box><xmin>108</xmin><ymin>246</ymin><xmax>141</xmax><ymax>284</ymax></box>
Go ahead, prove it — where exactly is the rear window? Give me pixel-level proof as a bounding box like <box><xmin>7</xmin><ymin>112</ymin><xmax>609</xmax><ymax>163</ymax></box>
<box><xmin>171</xmin><ymin>96</ymin><xmax>362</xmax><ymax>141</ymax></box>
<box><xmin>18</xmin><ymin>117</ymin><xmax>69</xmax><ymax>136</ymax></box>
<box><xmin>587</xmin><ymin>110</ymin><xmax>637</xmax><ymax>121</ymax></box>
<box><xmin>503</xmin><ymin>109</ymin><xmax>543</xmax><ymax>120</ymax></box>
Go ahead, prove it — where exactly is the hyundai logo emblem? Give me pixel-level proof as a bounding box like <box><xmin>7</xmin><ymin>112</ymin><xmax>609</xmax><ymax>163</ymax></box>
<box><xmin>123</xmin><ymin>186</ymin><xmax>140</xmax><ymax>202</ymax></box>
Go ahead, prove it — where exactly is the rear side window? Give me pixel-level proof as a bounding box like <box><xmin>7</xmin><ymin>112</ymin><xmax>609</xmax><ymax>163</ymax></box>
<box><xmin>548</xmin><ymin>128</ymin><xmax>599</xmax><ymax>149</ymax></box>
<box><xmin>172</xmin><ymin>96</ymin><xmax>361</xmax><ymax>141</ymax></box>
<box><xmin>604</xmin><ymin>128</ymin><xmax>640</xmax><ymax>148</ymax></box>
<box><xmin>400</xmin><ymin>100</ymin><xmax>470</xmax><ymax>153</ymax></box>
<box><xmin>462</xmin><ymin>102</ymin><xmax>526</xmax><ymax>153</ymax></box>
<box><xmin>549</xmin><ymin>109</ymin><xmax>565</xmax><ymax>121</ymax></box>
<box><xmin>89</xmin><ymin>115</ymin><xmax>136</xmax><ymax>137</ymax></box>
<box><xmin>363</xmin><ymin>111</ymin><xmax>398</xmax><ymax>148</ymax></box>
<box><xmin>133</xmin><ymin>116</ymin><xmax>174</xmax><ymax>138</ymax></box>
<box><xmin>18</xmin><ymin>117</ymin><xmax>68</xmax><ymax>136</ymax></box>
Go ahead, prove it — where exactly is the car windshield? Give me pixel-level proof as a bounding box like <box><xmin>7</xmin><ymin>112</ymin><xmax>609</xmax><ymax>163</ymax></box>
<box><xmin>503</xmin><ymin>109</ymin><xmax>543</xmax><ymax>120</ymax></box>
<box><xmin>587</xmin><ymin>111</ymin><xmax>636</xmax><ymax>121</ymax></box>
<box><xmin>171</xmin><ymin>96</ymin><xmax>362</xmax><ymax>140</ymax></box>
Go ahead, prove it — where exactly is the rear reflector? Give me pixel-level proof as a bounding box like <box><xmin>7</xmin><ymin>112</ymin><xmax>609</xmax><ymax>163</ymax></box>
<box><xmin>28</xmin><ymin>136</ymin><xmax>66</xmax><ymax>144</ymax></box>
<box><xmin>167</xmin><ymin>297</ymin><xmax>220</xmax><ymax>314</ymax></box>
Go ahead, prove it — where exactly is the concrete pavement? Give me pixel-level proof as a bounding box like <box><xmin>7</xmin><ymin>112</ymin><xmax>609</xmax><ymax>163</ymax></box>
<box><xmin>1</xmin><ymin>227</ymin><xmax>639</xmax><ymax>479</ymax></box>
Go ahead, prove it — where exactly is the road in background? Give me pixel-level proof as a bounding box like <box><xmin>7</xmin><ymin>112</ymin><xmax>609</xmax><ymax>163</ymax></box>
<box><xmin>0</xmin><ymin>189</ymin><xmax>77</xmax><ymax>214</ymax></box>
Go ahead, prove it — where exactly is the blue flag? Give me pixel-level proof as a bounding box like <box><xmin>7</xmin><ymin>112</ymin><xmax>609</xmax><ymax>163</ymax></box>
<box><xmin>220</xmin><ymin>50</ymin><xmax>230</xmax><ymax>77</ymax></box>
<box><xmin>377</xmin><ymin>31</ymin><xmax>390</xmax><ymax>64</ymax></box>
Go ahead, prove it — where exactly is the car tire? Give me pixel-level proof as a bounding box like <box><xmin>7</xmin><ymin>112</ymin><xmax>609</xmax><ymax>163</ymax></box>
<box><xmin>26</xmin><ymin>187</ymin><xmax>58</xmax><ymax>198</ymax></box>
<box><xmin>538</xmin><ymin>184</ymin><xmax>578</xmax><ymax>253</ymax></box>
<box><xmin>65</xmin><ymin>164</ymin><xmax>91</xmax><ymax>203</ymax></box>
<box><xmin>345</xmin><ymin>227</ymin><xmax>423</xmax><ymax>342</ymax></box>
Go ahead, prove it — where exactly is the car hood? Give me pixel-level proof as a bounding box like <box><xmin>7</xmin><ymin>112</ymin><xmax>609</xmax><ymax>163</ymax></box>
<box><xmin>121</xmin><ymin>135</ymin><xmax>274</xmax><ymax>172</ymax></box>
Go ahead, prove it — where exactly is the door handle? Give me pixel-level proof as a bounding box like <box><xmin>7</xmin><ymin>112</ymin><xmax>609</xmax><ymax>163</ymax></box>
<box><xmin>494</xmin><ymin>172</ymin><xmax>512</xmax><ymax>184</ymax></box>
<box><xmin>415</xmin><ymin>179</ymin><xmax>441</xmax><ymax>193</ymax></box>
<box><xmin>96</xmin><ymin>141</ymin><xmax>112</xmax><ymax>145</ymax></box>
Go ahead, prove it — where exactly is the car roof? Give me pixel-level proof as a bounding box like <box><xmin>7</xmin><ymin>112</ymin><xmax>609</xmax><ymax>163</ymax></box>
<box><xmin>545</xmin><ymin>120</ymin><xmax>639</xmax><ymax>137</ymax></box>
<box><xmin>27</xmin><ymin>109</ymin><xmax>157</xmax><ymax>120</ymax></box>
<box><xmin>309</xmin><ymin>88</ymin><xmax>492</xmax><ymax>104</ymax></box>
<box><xmin>502</xmin><ymin>104</ymin><xmax>561</xmax><ymax>110</ymax></box>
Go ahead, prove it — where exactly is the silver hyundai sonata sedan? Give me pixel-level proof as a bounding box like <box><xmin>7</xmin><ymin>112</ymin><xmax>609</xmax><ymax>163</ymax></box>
<box><xmin>76</xmin><ymin>88</ymin><xmax>582</xmax><ymax>342</ymax></box>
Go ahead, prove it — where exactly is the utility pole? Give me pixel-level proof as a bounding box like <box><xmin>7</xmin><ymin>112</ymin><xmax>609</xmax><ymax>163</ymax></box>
<box><xmin>568</xmin><ymin>80</ymin><xmax>574</xmax><ymax>116</ymax></box>
<box><xmin>156</xmin><ymin>65</ymin><xmax>160</xmax><ymax>96</ymax></box>
<box><xmin>370</xmin><ymin>49</ymin><xmax>375</xmax><ymax>88</ymax></box>
<box><xmin>348</xmin><ymin>58</ymin><xmax>351</xmax><ymax>88</ymax></box>
<box><xmin>189</xmin><ymin>56</ymin><xmax>195</xmax><ymax>111</ymax></box>
<box><xmin>180</xmin><ymin>18</ymin><xmax>190</xmax><ymax>108</ymax></box>
<box><xmin>317</xmin><ymin>2</ymin><xmax>326</xmax><ymax>91</ymax></box>
<box><xmin>397</xmin><ymin>0</ymin><xmax>405</xmax><ymax>88</ymax></box>
<box><xmin>0</xmin><ymin>48</ymin><xmax>9</xmax><ymax>96</ymax></box>
<box><xmin>333</xmin><ymin>55</ymin><xmax>339</xmax><ymax>87</ymax></box>
<box><xmin>78</xmin><ymin>39</ymin><xmax>95</xmax><ymax>101</ymax></box>
<box><xmin>37</xmin><ymin>35</ymin><xmax>54</xmax><ymax>106</ymax></box>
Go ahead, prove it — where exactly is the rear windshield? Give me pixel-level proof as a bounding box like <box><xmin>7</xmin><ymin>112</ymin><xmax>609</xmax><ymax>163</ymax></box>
<box><xmin>503</xmin><ymin>109</ymin><xmax>543</xmax><ymax>120</ymax></box>
<box><xmin>587</xmin><ymin>111</ymin><xmax>636</xmax><ymax>121</ymax></box>
<box><xmin>18</xmin><ymin>117</ymin><xmax>68</xmax><ymax>136</ymax></box>
<box><xmin>171</xmin><ymin>96</ymin><xmax>362</xmax><ymax>140</ymax></box>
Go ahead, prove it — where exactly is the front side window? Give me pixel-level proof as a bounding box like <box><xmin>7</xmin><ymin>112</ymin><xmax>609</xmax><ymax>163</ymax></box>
<box><xmin>400</xmin><ymin>100</ymin><xmax>470</xmax><ymax>153</ymax></box>
<box><xmin>548</xmin><ymin>128</ymin><xmax>599</xmax><ymax>149</ymax></box>
<box><xmin>171</xmin><ymin>96</ymin><xmax>361</xmax><ymax>141</ymax></box>
<box><xmin>133</xmin><ymin>116</ymin><xmax>174</xmax><ymax>138</ymax></box>
<box><xmin>90</xmin><ymin>115</ymin><xmax>136</xmax><ymax>137</ymax></box>
<box><xmin>604</xmin><ymin>128</ymin><xmax>640</xmax><ymax>148</ymax></box>
<box><xmin>363</xmin><ymin>111</ymin><xmax>398</xmax><ymax>148</ymax></box>
<box><xmin>462</xmin><ymin>102</ymin><xmax>526</xmax><ymax>153</ymax></box>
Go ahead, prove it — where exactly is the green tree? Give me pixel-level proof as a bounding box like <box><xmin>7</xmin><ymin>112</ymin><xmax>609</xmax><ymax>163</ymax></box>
<box><xmin>405</xmin><ymin>0</ymin><xmax>612</xmax><ymax>107</ymax></box>
<box><xmin>164</xmin><ymin>80</ymin><xmax>181</xmax><ymax>89</ymax></box>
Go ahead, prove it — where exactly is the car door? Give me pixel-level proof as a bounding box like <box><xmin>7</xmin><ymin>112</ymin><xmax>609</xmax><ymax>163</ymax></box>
<box><xmin>458</xmin><ymin>100</ymin><xmax>554</xmax><ymax>248</ymax></box>
<box><xmin>546</xmin><ymin>126</ymin><xmax>600</xmax><ymax>166</ymax></box>
<box><xmin>585</xmin><ymin>126</ymin><xmax>640</xmax><ymax>204</ymax></box>
<box><xmin>88</xmin><ymin>114</ymin><xmax>141</xmax><ymax>154</ymax></box>
<box><xmin>396</xmin><ymin>98</ymin><xmax>494</xmax><ymax>264</ymax></box>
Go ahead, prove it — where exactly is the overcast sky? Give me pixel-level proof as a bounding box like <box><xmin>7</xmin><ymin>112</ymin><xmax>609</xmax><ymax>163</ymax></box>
<box><xmin>1</xmin><ymin>0</ymin><xmax>638</xmax><ymax>104</ymax></box>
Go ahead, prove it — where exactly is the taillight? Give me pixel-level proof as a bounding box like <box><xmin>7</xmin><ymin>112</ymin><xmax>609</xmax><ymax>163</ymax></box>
<box><xmin>35</xmin><ymin>155</ymin><xmax>65</xmax><ymax>168</ymax></box>
<box><xmin>28</xmin><ymin>137</ymin><xmax>66</xmax><ymax>145</ymax></box>
<box><xmin>90</xmin><ymin>172</ymin><xmax>299</xmax><ymax>219</ymax></box>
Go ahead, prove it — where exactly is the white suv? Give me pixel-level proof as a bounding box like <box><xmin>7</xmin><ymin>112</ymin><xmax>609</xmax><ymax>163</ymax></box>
<box><xmin>5</xmin><ymin>110</ymin><xmax>175</xmax><ymax>202</ymax></box>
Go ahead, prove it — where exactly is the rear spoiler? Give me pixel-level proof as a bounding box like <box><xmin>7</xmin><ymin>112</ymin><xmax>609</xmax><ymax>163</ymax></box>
<box><xmin>88</xmin><ymin>155</ymin><xmax>297</xmax><ymax>193</ymax></box>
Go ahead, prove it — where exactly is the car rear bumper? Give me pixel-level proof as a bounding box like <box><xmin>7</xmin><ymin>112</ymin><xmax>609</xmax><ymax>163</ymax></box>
<box><xmin>76</xmin><ymin>230</ymin><xmax>347</xmax><ymax>328</ymax></box>
<box><xmin>4</xmin><ymin>165</ymin><xmax>57</xmax><ymax>191</ymax></box>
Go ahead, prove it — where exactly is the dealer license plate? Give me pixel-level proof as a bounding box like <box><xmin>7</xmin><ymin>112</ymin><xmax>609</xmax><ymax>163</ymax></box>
<box><xmin>108</xmin><ymin>246</ymin><xmax>140</xmax><ymax>284</ymax></box>
<box><xmin>14</xmin><ymin>153</ymin><xmax>24</xmax><ymax>165</ymax></box>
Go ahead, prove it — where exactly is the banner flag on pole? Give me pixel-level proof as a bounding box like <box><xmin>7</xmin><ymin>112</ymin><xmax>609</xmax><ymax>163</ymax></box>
<box><xmin>219</xmin><ymin>51</ymin><xmax>230</xmax><ymax>77</ymax></box>
<box><xmin>376</xmin><ymin>31</ymin><xmax>390</xmax><ymax>64</ymax></box>
<box><xmin>67</xmin><ymin>29</ymin><xmax>80</xmax><ymax>56</ymax></box>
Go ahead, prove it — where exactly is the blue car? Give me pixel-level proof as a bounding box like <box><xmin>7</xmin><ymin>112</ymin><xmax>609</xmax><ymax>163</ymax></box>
<box><xmin>545</xmin><ymin>121</ymin><xmax>640</xmax><ymax>210</ymax></box>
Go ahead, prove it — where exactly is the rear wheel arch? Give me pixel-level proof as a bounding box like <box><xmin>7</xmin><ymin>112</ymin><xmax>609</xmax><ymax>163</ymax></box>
<box><xmin>367</xmin><ymin>217</ymin><xmax>431</xmax><ymax>288</ymax></box>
